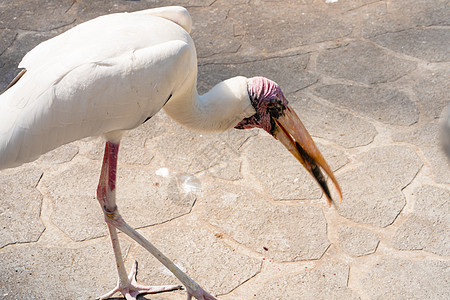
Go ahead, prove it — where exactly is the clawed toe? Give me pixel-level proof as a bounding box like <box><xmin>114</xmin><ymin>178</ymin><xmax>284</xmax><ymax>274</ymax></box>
<box><xmin>97</xmin><ymin>260</ymin><xmax>182</xmax><ymax>300</ymax></box>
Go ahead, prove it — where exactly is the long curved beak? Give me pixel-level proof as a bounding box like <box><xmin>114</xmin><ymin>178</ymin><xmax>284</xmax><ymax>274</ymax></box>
<box><xmin>272</xmin><ymin>105</ymin><xmax>342</xmax><ymax>206</ymax></box>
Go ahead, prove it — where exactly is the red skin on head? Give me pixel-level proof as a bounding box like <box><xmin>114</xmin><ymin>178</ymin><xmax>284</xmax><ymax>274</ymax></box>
<box><xmin>235</xmin><ymin>77</ymin><xmax>288</xmax><ymax>134</ymax></box>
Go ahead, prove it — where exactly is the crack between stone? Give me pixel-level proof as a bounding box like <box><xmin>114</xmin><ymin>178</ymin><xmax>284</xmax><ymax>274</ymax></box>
<box><xmin>367</xmin><ymin>23</ymin><xmax>447</xmax><ymax>40</ymax></box>
<box><xmin>217</xmin><ymin>260</ymin><xmax>263</xmax><ymax>297</ymax></box>
<box><xmin>197</xmin><ymin>43</ymin><xmax>242</xmax><ymax>59</ymax></box>
<box><xmin>132</xmin><ymin>197</ymin><xmax>198</xmax><ymax>232</ymax></box>
<box><xmin>13</xmin><ymin>18</ymin><xmax>77</xmax><ymax>33</ymax></box>
<box><xmin>199</xmin><ymin>52</ymin><xmax>310</xmax><ymax>67</ymax></box>
<box><xmin>65</xmin><ymin>0</ymin><xmax>76</xmax><ymax>14</ymax></box>
<box><xmin>346</xmin><ymin>0</ymin><xmax>383</xmax><ymax>12</ymax></box>
<box><xmin>0</xmin><ymin>32</ymin><xmax>17</xmax><ymax>57</ymax></box>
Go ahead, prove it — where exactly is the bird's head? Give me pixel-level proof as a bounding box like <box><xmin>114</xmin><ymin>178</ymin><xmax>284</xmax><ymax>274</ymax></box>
<box><xmin>236</xmin><ymin>77</ymin><xmax>342</xmax><ymax>205</ymax></box>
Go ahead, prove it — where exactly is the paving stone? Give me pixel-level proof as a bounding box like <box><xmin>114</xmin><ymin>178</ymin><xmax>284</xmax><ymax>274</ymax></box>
<box><xmin>203</xmin><ymin>158</ymin><xmax>243</xmax><ymax>181</ymax></box>
<box><xmin>154</xmin><ymin>123</ymin><xmax>255</xmax><ymax>178</ymax></box>
<box><xmin>338</xmin><ymin>225</ymin><xmax>379</xmax><ymax>257</ymax></box>
<box><xmin>198</xmin><ymin>53</ymin><xmax>316</xmax><ymax>95</ymax></box>
<box><xmin>290</xmin><ymin>93</ymin><xmax>377</xmax><ymax>148</ymax></box>
<box><xmin>37</xmin><ymin>143</ymin><xmax>79</xmax><ymax>165</ymax></box>
<box><xmin>201</xmin><ymin>182</ymin><xmax>330</xmax><ymax>261</ymax></box>
<box><xmin>0</xmin><ymin>0</ymin><xmax>75</xmax><ymax>31</ymax></box>
<box><xmin>410</xmin><ymin>68</ymin><xmax>450</xmax><ymax>119</ymax></box>
<box><xmin>371</xmin><ymin>27</ymin><xmax>450</xmax><ymax>62</ymax></box>
<box><xmin>0</xmin><ymin>240</ymin><xmax>129</xmax><ymax>299</ymax></box>
<box><xmin>322</xmin><ymin>0</ymin><xmax>379</xmax><ymax>11</ymax></box>
<box><xmin>361</xmin><ymin>0</ymin><xmax>450</xmax><ymax>38</ymax></box>
<box><xmin>256</xmin><ymin>0</ymin><xmax>314</xmax><ymax>4</ymax></box>
<box><xmin>316</xmin><ymin>42</ymin><xmax>417</xmax><ymax>84</ymax></box>
<box><xmin>134</xmin><ymin>224</ymin><xmax>261</xmax><ymax>296</ymax></box>
<box><xmin>314</xmin><ymin>84</ymin><xmax>419</xmax><ymax>126</ymax></box>
<box><xmin>0</xmin><ymin>29</ymin><xmax>16</xmax><ymax>56</ymax></box>
<box><xmin>67</xmin><ymin>1</ymin><xmax>138</xmax><ymax>22</ymax></box>
<box><xmin>117</xmin><ymin>117</ymin><xmax>166</xmax><ymax>165</ymax></box>
<box><xmin>77</xmin><ymin>136</ymin><xmax>106</xmax><ymax>161</ymax></box>
<box><xmin>0</xmin><ymin>31</ymin><xmax>56</xmax><ymax>90</ymax></box>
<box><xmin>40</xmin><ymin>159</ymin><xmax>106</xmax><ymax>242</ymax></box>
<box><xmin>255</xmin><ymin>262</ymin><xmax>359</xmax><ymax>299</ymax></box>
<box><xmin>228</xmin><ymin>3</ymin><xmax>353</xmax><ymax>53</ymax></box>
<box><xmin>190</xmin><ymin>7</ymin><xmax>241</xmax><ymax>58</ymax></box>
<box><xmin>1</xmin><ymin>1</ymin><xmax>449</xmax><ymax>299</ymax></box>
<box><xmin>360</xmin><ymin>258</ymin><xmax>450</xmax><ymax>299</ymax></box>
<box><xmin>393</xmin><ymin>121</ymin><xmax>450</xmax><ymax>184</ymax></box>
<box><xmin>0</xmin><ymin>167</ymin><xmax>44</xmax><ymax>249</ymax></box>
<box><xmin>76</xmin><ymin>113</ymin><xmax>167</xmax><ymax>163</ymax></box>
<box><xmin>247</xmin><ymin>134</ymin><xmax>348</xmax><ymax>200</ymax></box>
<box><xmin>338</xmin><ymin>146</ymin><xmax>422</xmax><ymax>227</ymax></box>
<box><xmin>392</xmin><ymin>185</ymin><xmax>449</xmax><ymax>256</ymax></box>
<box><xmin>41</xmin><ymin>158</ymin><xmax>198</xmax><ymax>241</ymax></box>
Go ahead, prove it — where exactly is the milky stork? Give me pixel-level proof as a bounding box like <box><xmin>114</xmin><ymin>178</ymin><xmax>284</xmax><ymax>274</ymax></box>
<box><xmin>0</xmin><ymin>6</ymin><xmax>342</xmax><ymax>300</ymax></box>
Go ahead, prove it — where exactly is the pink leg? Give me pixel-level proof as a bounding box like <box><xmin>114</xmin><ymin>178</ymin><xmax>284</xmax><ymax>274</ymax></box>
<box><xmin>96</xmin><ymin>142</ymin><xmax>181</xmax><ymax>299</ymax></box>
<box><xmin>97</xmin><ymin>141</ymin><xmax>216</xmax><ymax>300</ymax></box>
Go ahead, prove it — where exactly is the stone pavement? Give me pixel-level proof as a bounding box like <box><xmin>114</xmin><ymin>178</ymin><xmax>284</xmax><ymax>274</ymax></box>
<box><xmin>0</xmin><ymin>0</ymin><xmax>449</xmax><ymax>299</ymax></box>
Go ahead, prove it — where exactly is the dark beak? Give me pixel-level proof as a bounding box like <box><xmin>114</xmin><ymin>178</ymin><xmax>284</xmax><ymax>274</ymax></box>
<box><xmin>272</xmin><ymin>105</ymin><xmax>342</xmax><ymax>206</ymax></box>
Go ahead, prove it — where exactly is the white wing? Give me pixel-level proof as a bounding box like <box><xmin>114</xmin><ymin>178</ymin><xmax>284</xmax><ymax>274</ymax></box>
<box><xmin>0</xmin><ymin>8</ymin><xmax>197</xmax><ymax>170</ymax></box>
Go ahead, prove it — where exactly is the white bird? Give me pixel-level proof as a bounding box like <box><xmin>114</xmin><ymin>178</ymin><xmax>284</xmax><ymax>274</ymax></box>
<box><xmin>0</xmin><ymin>6</ymin><xmax>342</xmax><ymax>300</ymax></box>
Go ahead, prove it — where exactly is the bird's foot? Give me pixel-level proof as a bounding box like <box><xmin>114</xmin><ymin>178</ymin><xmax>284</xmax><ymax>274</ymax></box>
<box><xmin>97</xmin><ymin>260</ymin><xmax>182</xmax><ymax>300</ymax></box>
<box><xmin>186</xmin><ymin>285</ymin><xmax>218</xmax><ymax>300</ymax></box>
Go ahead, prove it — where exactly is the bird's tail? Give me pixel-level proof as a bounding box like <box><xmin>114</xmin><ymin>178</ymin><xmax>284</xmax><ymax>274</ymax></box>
<box><xmin>2</xmin><ymin>69</ymin><xmax>27</xmax><ymax>94</ymax></box>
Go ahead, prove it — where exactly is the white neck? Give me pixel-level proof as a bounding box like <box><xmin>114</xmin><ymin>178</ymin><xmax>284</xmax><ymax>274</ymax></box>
<box><xmin>163</xmin><ymin>76</ymin><xmax>256</xmax><ymax>132</ymax></box>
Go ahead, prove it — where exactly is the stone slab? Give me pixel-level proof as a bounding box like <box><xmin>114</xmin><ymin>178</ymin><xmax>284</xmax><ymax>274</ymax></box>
<box><xmin>190</xmin><ymin>7</ymin><xmax>241</xmax><ymax>58</ymax></box>
<box><xmin>314</xmin><ymin>84</ymin><xmax>419</xmax><ymax>126</ymax></box>
<box><xmin>0</xmin><ymin>29</ymin><xmax>16</xmax><ymax>56</ymax></box>
<box><xmin>323</xmin><ymin>0</ymin><xmax>378</xmax><ymax>11</ymax></box>
<box><xmin>228</xmin><ymin>3</ymin><xmax>354</xmax><ymax>54</ymax></box>
<box><xmin>316</xmin><ymin>42</ymin><xmax>417</xmax><ymax>84</ymax></box>
<box><xmin>133</xmin><ymin>224</ymin><xmax>261</xmax><ymax>296</ymax></box>
<box><xmin>0</xmin><ymin>1</ymin><xmax>449</xmax><ymax>299</ymax></box>
<box><xmin>198</xmin><ymin>53</ymin><xmax>316</xmax><ymax>95</ymax></box>
<box><xmin>0</xmin><ymin>240</ymin><xmax>129</xmax><ymax>299</ymax></box>
<box><xmin>200</xmin><ymin>182</ymin><xmax>330</xmax><ymax>261</ymax></box>
<box><xmin>291</xmin><ymin>92</ymin><xmax>377</xmax><ymax>148</ymax></box>
<box><xmin>361</xmin><ymin>0</ymin><xmax>450</xmax><ymax>38</ymax></box>
<box><xmin>153</xmin><ymin>121</ymin><xmax>255</xmax><ymax>179</ymax></box>
<box><xmin>371</xmin><ymin>27</ymin><xmax>450</xmax><ymax>62</ymax></box>
<box><xmin>392</xmin><ymin>185</ymin><xmax>449</xmax><ymax>256</ymax></box>
<box><xmin>0</xmin><ymin>0</ymin><xmax>75</xmax><ymax>31</ymax></box>
<box><xmin>0</xmin><ymin>167</ymin><xmax>44</xmax><ymax>248</ymax></box>
<box><xmin>0</xmin><ymin>31</ymin><xmax>55</xmax><ymax>90</ymax></box>
<box><xmin>299</xmin><ymin>95</ymin><xmax>378</xmax><ymax>146</ymax></box>
<box><xmin>255</xmin><ymin>262</ymin><xmax>359</xmax><ymax>299</ymax></box>
<box><xmin>410</xmin><ymin>68</ymin><xmax>450</xmax><ymax>119</ymax></box>
<box><xmin>393</xmin><ymin>121</ymin><xmax>450</xmax><ymax>185</ymax></box>
<box><xmin>41</xmin><ymin>157</ymin><xmax>198</xmax><ymax>242</ymax></box>
<box><xmin>247</xmin><ymin>134</ymin><xmax>347</xmax><ymax>201</ymax></box>
<box><xmin>337</xmin><ymin>146</ymin><xmax>422</xmax><ymax>227</ymax></box>
<box><xmin>37</xmin><ymin>143</ymin><xmax>79</xmax><ymax>165</ymax></box>
<box><xmin>360</xmin><ymin>258</ymin><xmax>450</xmax><ymax>299</ymax></box>
<box><xmin>338</xmin><ymin>225</ymin><xmax>379</xmax><ymax>257</ymax></box>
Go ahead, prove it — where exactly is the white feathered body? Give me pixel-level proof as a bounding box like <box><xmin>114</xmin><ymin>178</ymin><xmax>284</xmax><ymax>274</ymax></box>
<box><xmin>0</xmin><ymin>6</ymin><xmax>255</xmax><ymax>170</ymax></box>
<box><xmin>0</xmin><ymin>8</ymin><xmax>200</xmax><ymax>169</ymax></box>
